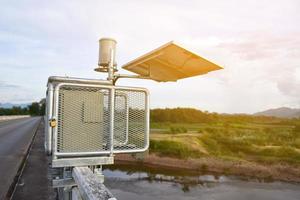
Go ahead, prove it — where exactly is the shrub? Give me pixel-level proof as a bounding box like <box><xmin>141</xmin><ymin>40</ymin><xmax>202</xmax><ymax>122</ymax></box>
<box><xmin>200</xmin><ymin>164</ymin><xmax>208</xmax><ymax>172</ymax></box>
<box><xmin>204</xmin><ymin>127</ymin><xmax>218</xmax><ymax>134</ymax></box>
<box><xmin>150</xmin><ymin>140</ymin><xmax>201</xmax><ymax>158</ymax></box>
<box><xmin>264</xmin><ymin>127</ymin><xmax>274</xmax><ymax>134</ymax></box>
<box><xmin>223</xmin><ymin>122</ymin><xmax>231</xmax><ymax>129</ymax></box>
<box><xmin>197</xmin><ymin>128</ymin><xmax>204</xmax><ymax>133</ymax></box>
<box><xmin>169</xmin><ymin>126</ymin><xmax>188</xmax><ymax>134</ymax></box>
<box><xmin>293</xmin><ymin>125</ymin><xmax>300</xmax><ymax>135</ymax></box>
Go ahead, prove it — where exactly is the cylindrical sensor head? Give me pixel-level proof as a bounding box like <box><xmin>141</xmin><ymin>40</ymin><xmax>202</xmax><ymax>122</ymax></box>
<box><xmin>95</xmin><ymin>38</ymin><xmax>117</xmax><ymax>72</ymax></box>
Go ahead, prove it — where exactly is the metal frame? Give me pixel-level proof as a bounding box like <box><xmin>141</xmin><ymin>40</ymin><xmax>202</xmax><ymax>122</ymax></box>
<box><xmin>45</xmin><ymin>83</ymin><xmax>54</xmax><ymax>155</ymax></box>
<box><xmin>109</xmin><ymin>86</ymin><xmax>115</xmax><ymax>155</ymax></box>
<box><xmin>49</xmin><ymin>82</ymin><xmax>149</xmax><ymax>159</ymax></box>
<box><xmin>46</xmin><ymin>76</ymin><xmax>114</xmax><ymax>156</ymax></box>
<box><xmin>52</xmin><ymin>157</ymin><xmax>114</xmax><ymax>168</ymax></box>
<box><xmin>112</xmin><ymin>91</ymin><xmax>129</xmax><ymax>145</ymax></box>
<box><xmin>48</xmin><ymin>76</ymin><xmax>112</xmax><ymax>85</ymax></box>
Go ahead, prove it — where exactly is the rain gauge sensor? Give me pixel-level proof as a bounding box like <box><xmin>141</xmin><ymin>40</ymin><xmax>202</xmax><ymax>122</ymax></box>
<box><xmin>45</xmin><ymin>38</ymin><xmax>222</xmax><ymax>199</ymax></box>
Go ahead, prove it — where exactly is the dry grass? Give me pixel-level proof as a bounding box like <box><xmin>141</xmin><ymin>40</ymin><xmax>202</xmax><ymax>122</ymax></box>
<box><xmin>149</xmin><ymin>122</ymin><xmax>300</xmax><ymax>164</ymax></box>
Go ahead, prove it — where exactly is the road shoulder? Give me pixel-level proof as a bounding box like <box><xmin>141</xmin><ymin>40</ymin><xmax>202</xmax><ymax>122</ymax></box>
<box><xmin>12</xmin><ymin>120</ymin><xmax>56</xmax><ymax>200</ymax></box>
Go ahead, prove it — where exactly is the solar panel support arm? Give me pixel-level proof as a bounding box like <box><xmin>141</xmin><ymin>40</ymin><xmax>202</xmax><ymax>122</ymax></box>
<box><xmin>112</xmin><ymin>73</ymin><xmax>152</xmax><ymax>84</ymax></box>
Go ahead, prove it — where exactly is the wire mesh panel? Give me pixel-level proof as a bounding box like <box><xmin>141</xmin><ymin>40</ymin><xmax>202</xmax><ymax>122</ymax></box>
<box><xmin>54</xmin><ymin>83</ymin><xmax>149</xmax><ymax>156</ymax></box>
<box><xmin>113</xmin><ymin>93</ymin><xmax>128</xmax><ymax>145</ymax></box>
<box><xmin>114</xmin><ymin>89</ymin><xmax>148</xmax><ymax>152</ymax></box>
<box><xmin>57</xmin><ymin>86</ymin><xmax>111</xmax><ymax>153</ymax></box>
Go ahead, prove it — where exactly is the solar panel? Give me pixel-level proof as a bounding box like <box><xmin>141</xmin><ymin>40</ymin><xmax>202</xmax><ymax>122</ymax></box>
<box><xmin>122</xmin><ymin>41</ymin><xmax>223</xmax><ymax>82</ymax></box>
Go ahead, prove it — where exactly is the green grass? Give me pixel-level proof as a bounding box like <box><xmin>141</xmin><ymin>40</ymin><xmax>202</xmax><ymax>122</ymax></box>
<box><xmin>169</xmin><ymin>126</ymin><xmax>188</xmax><ymax>134</ymax></box>
<box><xmin>150</xmin><ymin>121</ymin><xmax>300</xmax><ymax>164</ymax></box>
<box><xmin>151</xmin><ymin>122</ymin><xmax>218</xmax><ymax>130</ymax></box>
<box><xmin>150</xmin><ymin>140</ymin><xmax>203</xmax><ymax>158</ymax></box>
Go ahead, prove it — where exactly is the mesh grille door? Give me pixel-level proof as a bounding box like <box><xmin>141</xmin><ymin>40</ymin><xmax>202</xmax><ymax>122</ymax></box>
<box><xmin>55</xmin><ymin>84</ymin><xmax>149</xmax><ymax>156</ymax></box>
<box><xmin>57</xmin><ymin>86</ymin><xmax>110</xmax><ymax>153</ymax></box>
<box><xmin>113</xmin><ymin>89</ymin><xmax>148</xmax><ymax>152</ymax></box>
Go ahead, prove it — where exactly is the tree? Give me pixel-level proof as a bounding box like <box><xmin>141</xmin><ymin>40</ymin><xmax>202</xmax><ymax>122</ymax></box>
<box><xmin>28</xmin><ymin>102</ymin><xmax>40</xmax><ymax>116</ymax></box>
<box><xmin>39</xmin><ymin>98</ymin><xmax>46</xmax><ymax>115</ymax></box>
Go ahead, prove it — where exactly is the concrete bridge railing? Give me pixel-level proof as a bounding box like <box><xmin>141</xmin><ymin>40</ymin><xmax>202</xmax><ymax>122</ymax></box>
<box><xmin>72</xmin><ymin>167</ymin><xmax>116</xmax><ymax>200</ymax></box>
<box><xmin>0</xmin><ymin>115</ymin><xmax>30</xmax><ymax>121</ymax></box>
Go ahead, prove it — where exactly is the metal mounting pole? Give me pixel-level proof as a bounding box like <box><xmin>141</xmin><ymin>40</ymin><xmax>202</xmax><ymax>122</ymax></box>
<box><xmin>107</xmin><ymin>49</ymin><xmax>115</xmax><ymax>83</ymax></box>
<box><xmin>109</xmin><ymin>88</ymin><xmax>115</xmax><ymax>155</ymax></box>
<box><xmin>108</xmin><ymin>48</ymin><xmax>115</xmax><ymax>155</ymax></box>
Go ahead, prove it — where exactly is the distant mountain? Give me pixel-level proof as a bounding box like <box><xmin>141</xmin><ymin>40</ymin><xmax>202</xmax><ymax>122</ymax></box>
<box><xmin>254</xmin><ymin>107</ymin><xmax>300</xmax><ymax>118</ymax></box>
<box><xmin>0</xmin><ymin>103</ymin><xmax>30</xmax><ymax>109</ymax></box>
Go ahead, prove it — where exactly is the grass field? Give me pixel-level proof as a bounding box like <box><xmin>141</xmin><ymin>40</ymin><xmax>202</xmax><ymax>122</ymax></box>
<box><xmin>149</xmin><ymin>121</ymin><xmax>300</xmax><ymax>164</ymax></box>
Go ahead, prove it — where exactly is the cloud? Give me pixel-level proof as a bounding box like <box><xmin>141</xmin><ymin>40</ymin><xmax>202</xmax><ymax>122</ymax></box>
<box><xmin>217</xmin><ymin>33</ymin><xmax>300</xmax><ymax>61</ymax></box>
<box><xmin>0</xmin><ymin>83</ymin><xmax>38</xmax><ymax>104</ymax></box>
<box><xmin>0</xmin><ymin>81</ymin><xmax>20</xmax><ymax>89</ymax></box>
<box><xmin>276</xmin><ymin>67</ymin><xmax>300</xmax><ymax>98</ymax></box>
<box><xmin>0</xmin><ymin>0</ymin><xmax>299</xmax><ymax>112</ymax></box>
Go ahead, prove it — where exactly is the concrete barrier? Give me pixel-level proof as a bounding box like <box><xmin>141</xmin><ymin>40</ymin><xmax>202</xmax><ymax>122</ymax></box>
<box><xmin>72</xmin><ymin>167</ymin><xmax>116</xmax><ymax>200</ymax></box>
<box><xmin>0</xmin><ymin>115</ymin><xmax>30</xmax><ymax>121</ymax></box>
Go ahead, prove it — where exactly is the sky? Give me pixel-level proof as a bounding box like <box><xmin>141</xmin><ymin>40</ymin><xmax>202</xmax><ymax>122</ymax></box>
<box><xmin>0</xmin><ymin>0</ymin><xmax>299</xmax><ymax>113</ymax></box>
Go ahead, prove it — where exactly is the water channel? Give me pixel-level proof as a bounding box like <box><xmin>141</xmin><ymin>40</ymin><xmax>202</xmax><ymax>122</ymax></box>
<box><xmin>103</xmin><ymin>164</ymin><xmax>300</xmax><ymax>200</ymax></box>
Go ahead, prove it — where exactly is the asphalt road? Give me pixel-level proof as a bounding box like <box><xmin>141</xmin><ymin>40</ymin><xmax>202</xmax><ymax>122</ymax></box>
<box><xmin>0</xmin><ymin>117</ymin><xmax>41</xmax><ymax>200</ymax></box>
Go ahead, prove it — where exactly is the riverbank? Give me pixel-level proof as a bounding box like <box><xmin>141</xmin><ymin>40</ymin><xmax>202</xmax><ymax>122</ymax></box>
<box><xmin>114</xmin><ymin>153</ymin><xmax>300</xmax><ymax>183</ymax></box>
<box><xmin>132</xmin><ymin>115</ymin><xmax>300</xmax><ymax>183</ymax></box>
